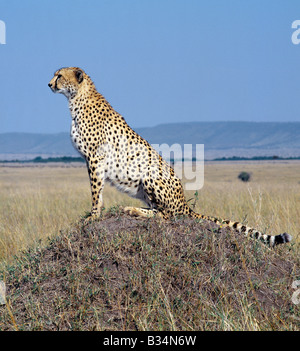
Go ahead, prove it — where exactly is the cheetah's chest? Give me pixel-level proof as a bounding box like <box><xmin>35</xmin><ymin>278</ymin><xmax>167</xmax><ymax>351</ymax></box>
<box><xmin>70</xmin><ymin>120</ymin><xmax>83</xmax><ymax>154</ymax></box>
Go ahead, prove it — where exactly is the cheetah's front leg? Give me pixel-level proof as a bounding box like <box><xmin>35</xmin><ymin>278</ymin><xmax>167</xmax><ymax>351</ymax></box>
<box><xmin>86</xmin><ymin>157</ymin><xmax>105</xmax><ymax>220</ymax></box>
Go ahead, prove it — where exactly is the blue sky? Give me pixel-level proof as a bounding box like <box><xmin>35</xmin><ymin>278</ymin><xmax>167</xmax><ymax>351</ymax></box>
<box><xmin>1</xmin><ymin>0</ymin><xmax>300</xmax><ymax>133</ymax></box>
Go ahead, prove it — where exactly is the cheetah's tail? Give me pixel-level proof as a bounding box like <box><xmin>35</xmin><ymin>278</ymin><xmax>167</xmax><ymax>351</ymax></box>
<box><xmin>190</xmin><ymin>210</ymin><xmax>292</xmax><ymax>247</ymax></box>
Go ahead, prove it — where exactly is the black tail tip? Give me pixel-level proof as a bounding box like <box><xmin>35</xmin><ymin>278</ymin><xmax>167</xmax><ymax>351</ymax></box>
<box><xmin>274</xmin><ymin>232</ymin><xmax>292</xmax><ymax>245</ymax></box>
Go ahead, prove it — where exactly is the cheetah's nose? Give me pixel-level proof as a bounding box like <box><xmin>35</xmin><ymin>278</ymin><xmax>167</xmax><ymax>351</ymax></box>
<box><xmin>48</xmin><ymin>83</ymin><xmax>52</xmax><ymax>88</ymax></box>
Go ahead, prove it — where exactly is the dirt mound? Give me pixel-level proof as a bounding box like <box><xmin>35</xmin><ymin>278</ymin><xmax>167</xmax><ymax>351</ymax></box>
<box><xmin>0</xmin><ymin>210</ymin><xmax>299</xmax><ymax>330</ymax></box>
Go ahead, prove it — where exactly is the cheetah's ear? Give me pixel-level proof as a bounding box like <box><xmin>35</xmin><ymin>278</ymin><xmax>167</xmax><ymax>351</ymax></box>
<box><xmin>75</xmin><ymin>69</ymin><xmax>84</xmax><ymax>84</ymax></box>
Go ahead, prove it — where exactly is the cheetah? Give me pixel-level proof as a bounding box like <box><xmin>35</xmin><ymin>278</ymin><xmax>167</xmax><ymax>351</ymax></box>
<box><xmin>48</xmin><ymin>67</ymin><xmax>292</xmax><ymax>247</ymax></box>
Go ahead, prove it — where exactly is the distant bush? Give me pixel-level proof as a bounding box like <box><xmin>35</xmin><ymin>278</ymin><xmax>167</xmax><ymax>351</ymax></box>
<box><xmin>238</xmin><ymin>171</ymin><xmax>251</xmax><ymax>182</ymax></box>
<box><xmin>32</xmin><ymin>156</ymin><xmax>84</xmax><ymax>163</ymax></box>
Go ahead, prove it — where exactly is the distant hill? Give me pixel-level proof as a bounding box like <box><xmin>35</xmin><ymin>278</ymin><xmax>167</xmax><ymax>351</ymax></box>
<box><xmin>135</xmin><ymin>121</ymin><xmax>300</xmax><ymax>159</ymax></box>
<box><xmin>1</xmin><ymin>122</ymin><xmax>300</xmax><ymax>160</ymax></box>
<box><xmin>0</xmin><ymin>132</ymin><xmax>75</xmax><ymax>156</ymax></box>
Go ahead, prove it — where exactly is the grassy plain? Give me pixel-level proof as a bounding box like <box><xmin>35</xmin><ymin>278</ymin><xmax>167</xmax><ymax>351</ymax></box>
<box><xmin>0</xmin><ymin>161</ymin><xmax>299</xmax><ymax>331</ymax></box>
<box><xmin>0</xmin><ymin>161</ymin><xmax>299</xmax><ymax>261</ymax></box>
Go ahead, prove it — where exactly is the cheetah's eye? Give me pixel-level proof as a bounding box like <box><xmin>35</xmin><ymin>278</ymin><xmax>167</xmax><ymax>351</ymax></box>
<box><xmin>57</xmin><ymin>74</ymin><xmax>62</xmax><ymax>79</ymax></box>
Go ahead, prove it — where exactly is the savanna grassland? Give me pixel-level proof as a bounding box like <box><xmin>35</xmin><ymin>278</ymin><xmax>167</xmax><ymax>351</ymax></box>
<box><xmin>0</xmin><ymin>161</ymin><xmax>299</xmax><ymax>261</ymax></box>
<box><xmin>0</xmin><ymin>161</ymin><xmax>299</xmax><ymax>330</ymax></box>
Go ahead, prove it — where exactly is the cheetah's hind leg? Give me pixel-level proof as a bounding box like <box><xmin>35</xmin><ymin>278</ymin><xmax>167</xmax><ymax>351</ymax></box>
<box><xmin>123</xmin><ymin>207</ymin><xmax>164</xmax><ymax>219</ymax></box>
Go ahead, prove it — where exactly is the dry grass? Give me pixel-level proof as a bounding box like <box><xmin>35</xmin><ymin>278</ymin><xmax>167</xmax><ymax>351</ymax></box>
<box><xmin>0</xmin><ymin>161</ymin><xmax>299</xmax><ymax>331</ymax></box>
<box><xmin>0</xmin><ymin>165</ymin><xmax>90</xmax><ymax>260</ymax></box>
<box><xmin>0</xmin><ymin>161</ymin><xmax>299</xmax><ymax>262</ymax></box>
<box><xmin>185</xmin><ymin>161</ymin><xmax>300</xmax><ymax>243</ymax></box>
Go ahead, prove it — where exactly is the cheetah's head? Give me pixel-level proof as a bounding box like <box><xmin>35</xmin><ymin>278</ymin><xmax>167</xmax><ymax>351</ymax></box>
<box><xmin>48</xmin><ymin>67</ymin><xmax>85</xmax><ymax>98</ymax></box>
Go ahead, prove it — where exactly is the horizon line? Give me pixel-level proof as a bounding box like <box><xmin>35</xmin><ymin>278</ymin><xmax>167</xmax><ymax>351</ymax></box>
<box><xmin>2</xmin><ymin>120</ymin><xmax>300</xmax><ymax>135</ymax></box>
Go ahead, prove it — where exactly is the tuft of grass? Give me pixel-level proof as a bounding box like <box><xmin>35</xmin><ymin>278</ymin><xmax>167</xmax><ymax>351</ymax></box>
<box><xmin>0</xmin><ymin>212</ymin><xmax>299</xmax><ymax>331</ymax></box>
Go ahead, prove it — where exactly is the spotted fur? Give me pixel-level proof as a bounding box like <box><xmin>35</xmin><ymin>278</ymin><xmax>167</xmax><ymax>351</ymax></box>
<box><xmin>48</xmin><ymin>67</ymin><xmax>292</xmax><ymax>247</ymax></box>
